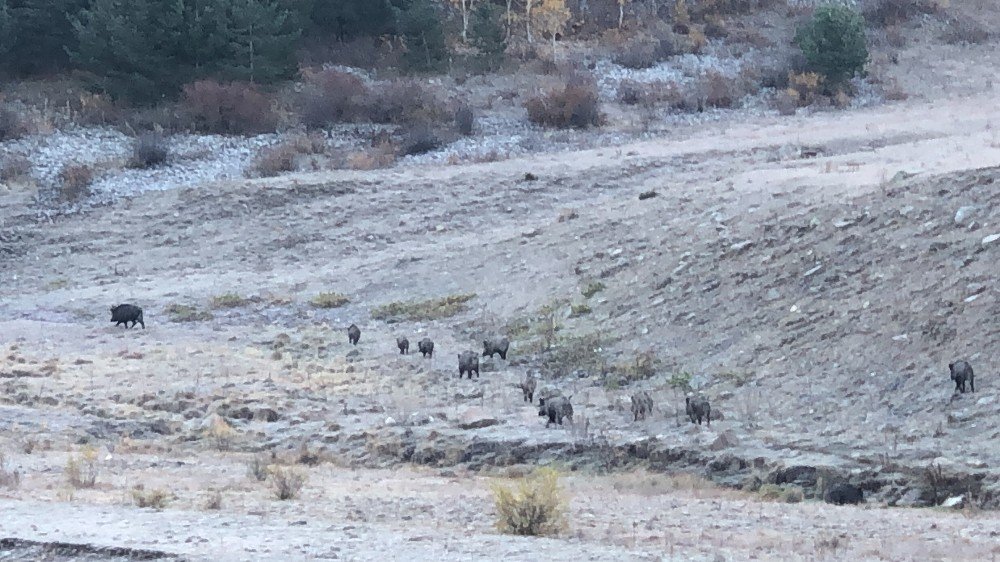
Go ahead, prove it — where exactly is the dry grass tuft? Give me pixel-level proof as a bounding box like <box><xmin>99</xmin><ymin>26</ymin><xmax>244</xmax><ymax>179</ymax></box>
<box><xmin>492</xmin><ymin>468</ymin><xmax>566</xmax><ymax>536</ymax></box>
<box><xmin>270</xmin><ymin>465</ymin><xmax>307</xmax><ymax>500</ymax></box>
<box><xmin>372</xmin><ymin>293</ymin><xmax>476</xmax><ymax>323</ymax></box>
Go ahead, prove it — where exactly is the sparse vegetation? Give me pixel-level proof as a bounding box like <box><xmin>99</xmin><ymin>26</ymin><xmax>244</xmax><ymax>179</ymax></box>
<box><xmin>372</xmin><ymin>293</ymin><xmax>475</xmax><ymax>323</ymax></box>
<box><xmin>204</xmin><ymin>415</ymin><xmax>235</xmax><ymax>450</ymax></box>
<box><xmin>492</xmin><ymin>468</ymin><xmax>566</xmax><ymax>536</ymax></box>
<box><xmin>165</xmin><ymin>303</ymin><xmax>212</xmax><ymax>322</ymax></box>
<box><xmin>758</xmin><ymin>483</ymin><xmax>805</xmax><ymax>503</ymax></box>
<box><xmin>667</xmin><ymin>371</ymin><xmax>693</xmax><ymax>392</ymax></box>
<box><xmin>247</xmin><ymin>144</ymin><xmax>298</xmax><ymax>178</ymax></box>
<box><xmin>211</xmin><ymin>293</ymin><xmax>249</xmax><ymax>309</ymax></box>
<box><xmin>247</xmin><ymin>454</ymin><xmax>270</xmax><ymax>482</ymax></box>
<box><xmin>525</xmin><ymin>73</ymin><xmax>602</xmax><ymax>129</ymax></box>
<box><xmin>581</xmin><ymin>281</ymin><xmax>605</xmax><ymax>299</ymax></box>
<box><xmin>0</xmin><ymin>104</ymin><xmax>29</xmax><ymax>141</ymax></box>
<box><xmin>569</xmin><ymin>303</ymin><xmax>591</xmax><ymax>317</ymax></box>
<box><xmin>0</xmin><ymin>155</ymin><xmax>32</xmax><ymax>183</ymax></box>
<box><xmin>204</xmin><ymin>490</ymin><xmax>223</xmax><ymax>510</ymax></box>
<box><xmin>56</xmin><ymin>163</ymin><xmax>94</xmax><ymax>201</ymax></box>
<box><xmin>310</xmin><ymin>292</ymin><xmax>350</xmax><ymax>309</ymax></box>
<box><xmin>269</xmin><ymin>465</ymin><xmax>306</xmax><ymax>500</ymax></box>
<box><xmin>129</xmin><ymin>133</ymin><xmax>169</xmax><ymax>168</ymax></box>
<box><xmin>65</xmin><ymin>447</ymin><xmax>99</xmax><ymax>488</ymax></box>
<box><xmin>455</xmin><ymin>104</ymin><xmax>475</xmax><ymax>136</ymax></box>
<box><xmin>131</xmin><ymin>485</ymin><xmax>170</xmax><ymax>509</ymax></box>
<box><xmin>0</xmin><ymin>452</ymin><xmax>21</xmax><ymax>489</ymax></box>
<box><xmin>181</xmin><ymin>80</ymin><xmax>278</xmax><ymax>135</ymax></box>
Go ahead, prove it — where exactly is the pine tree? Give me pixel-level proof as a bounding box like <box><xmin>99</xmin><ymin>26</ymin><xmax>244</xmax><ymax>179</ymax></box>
<box><xmin>310</xmin><ymin>0</ymin><xmax>395</xmax><ymax>41</ymax></box>
<box><xmin>220</xmin><ymin>0</ymin><xmax>301</xmax><ymax>83</ymax></box>
<box><xmin>396</xmin><ymin>0</ymin><xmax>447</xmax><ymax>72</ymax></box>
<box><xmin>70</xmin><ymin>0</ymin><xmax>188</xmax><ymax>103</ymax></box>
<box><xmin>6</xmin><ymin>0</ymin><xmax>89</xmax><ymax>75</ymax></box>
<box><xmin>470</xmin><ymin>1</ymin><xmax>505</xmax><ymax>72</ymax></box>
<box><xmin>0</xmin><ymin>0</ymin><xmax>13</xmax><ymax>60</ymax></box>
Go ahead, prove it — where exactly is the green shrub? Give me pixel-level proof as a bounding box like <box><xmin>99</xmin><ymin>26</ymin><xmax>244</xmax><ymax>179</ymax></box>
<box><xmin>492</xmin><ymin>468</ymin><xmax>566</xmax><ymax>536</ymax></box>
<box><xmin>310</xmin><ymin>292</ymin><xmax>350</xmax><ymax>309</ymax></box>
<box><xmin>795</xmin><ymin>4</ymin><xmax>869</xmax><ymax>85</ymax></box>
<box><xmin>372</xmin><ymin>294</ymin><xmax>475</xmax><ymax>323</ymax></box>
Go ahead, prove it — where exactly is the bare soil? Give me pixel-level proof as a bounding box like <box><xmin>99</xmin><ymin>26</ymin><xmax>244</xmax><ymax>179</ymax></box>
<box><xmin>2</xmin><ymin>31</ymin><xmax>1000</xmax><ymax>562</ymax></box>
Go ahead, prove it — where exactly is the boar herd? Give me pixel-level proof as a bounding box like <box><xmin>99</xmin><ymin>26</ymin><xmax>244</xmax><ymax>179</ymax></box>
<box><xmin>109</xmin><ymin>303</ymin><xmax>979</xmax><ymax>439</ymax></box>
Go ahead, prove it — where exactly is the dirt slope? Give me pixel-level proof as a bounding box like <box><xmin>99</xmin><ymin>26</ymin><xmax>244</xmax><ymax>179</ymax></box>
<box><xmin>1</xmin><ymin>88</ymin><xmax>999</xmax><ymax>558</ymax></box>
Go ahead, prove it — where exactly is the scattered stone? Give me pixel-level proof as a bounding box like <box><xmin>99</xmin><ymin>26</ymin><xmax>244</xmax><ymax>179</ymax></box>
<box><xmin>523</xmin><ymin>172</ymin><xmax>538</xmax><ymax>181</ymax></box>
<box><xmin>941</xmin><ymin>495</ymin><xmax>965</xmax><ymax>509</ymax></box>
<box><xmin>981</xmin><ymin>233</ymin><xmax>1000</xmax><ymax>247</ymax></box>
<box><xmin>638</xmin><ymin>190</ymin><xmax>657</xmax><ymax>200</ymax></box>
<box><xmin>457</xmin><ymin>407</ymin><xmax>499</xmax><ymax>430</ymax></box>
<box><xmin>954</xmin><ymin>206</ymin><xmax>978</xmax><ymax>226</ymax></box>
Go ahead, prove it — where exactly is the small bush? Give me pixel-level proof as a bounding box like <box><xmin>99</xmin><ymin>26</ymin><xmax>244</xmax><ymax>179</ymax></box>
<box><xmin>758</xmin><ymin>483</ymin><xmax>784</xmax><ymax>500</ymax></box>
<box><xmin>65</xmin><ymin>447</ymin><xmax>99</xmax><ymax>488</ymax></box>
<box><xmin>204</xmin><ymin>490</ymin><xmax>223</xmax><ymax>510</ymax></box>
<box><xmin>131</xmin><ymin>486</ymin><xmax>170</xmax><ymax>509</ymax></box>
<box><xmin>165</xmin><ymin>303</ymin><xmax>212</xmax><ymax>322</ymax></box>
<box><xmin>399</xmin><ymin>124</ymin><xmax>443</xmax><ymax>156</ymax></box>
<box><xmin>370</xmin><ymin>79</ymin><xmax>448</xmax><ymax>125</ymax></box>
<box><xmin>698</xmin><ymin>70</ymin><xmax>739</xmax><ymax>108</ymax></box>
<box><xmin>211</xmin><ymin>293</ymin><xmax>249</xmax><ymax>309</ymax></box>
<box><xmin>181</xmin><ymin>80</ymin><xmax>278</xmax><ymax>135</ymax></box>
<box><xmin>0</xmin><ymin>105</ymin><xmax>30</xmax><ymax>141</ymax></box>
<box><xmin>246</xmin><ymin>454</ymin><xmax>270</xmax><ymax>482</ymax></box>
<box><xmin>492</xmin><ymin>468</ymin><xmax>566</xmax><ymax>536</ymax></box>
<box><xmin>787</xmin><ymin>71</ymin><xmax>825</xmax><ymax>106</ymax></box>
<box><xmin>782</xmin><ymin>486</ymin><xmax>805</xmax><ymax>503</ymax></box>
<box><xmin>612</xmin><ymin>37</ymin><xmax>660</xmax><ymax>69</ymax></box>
<box><xmin>455</xmin><ymin>104</ymin><xmax>475</xmax><ymax>136</ymax></box>
<box><xmin>0</xmin><ymin>453</ymin><xmax>21</xmax><ymax>489</ymax></box>
<box><xmin>940</xmin><ymin>17</ymin><xmax>991</xmax><ymax>45</ymax></box>
<box><xmin>270</xmin><ymin>466</ymin><xmax>306</xmax><ymax>500</ymax></box>
<box><xmin>759</xmin><ymin>483</ymin><xmax>805</xmax><ymax>503</ymax></box>
<box><xmin>129</xmin><ymin>133</ymin><xmax>169</xmax><ymax>169</ymax></box>
<box><xmin>795</xmin><ymin>5</ymin><xmax>869</xmax><ymax>85</ymax></box>
<box><xmin>569</xmin><ymin>303</ymin><xmax>592</xmax><ymax>317</ymax></box>
<box><xmin>525</xmin><ymin>73</ymin><xmax>602</xmax><ymax>129</ymax></box>
<box><xmin>372</xmin><ymin>293</ymin><xmax>476</xmax><ymax>323</ymax></box>
<box><xmin>57</xmin><ymin>164</ymin><xmax>94</xmax><ymax>201</ymax></box>
<box><xmin>310</xmin><ymin>292</ymin><xmax>350</xmax><ymax>309</ymax></box>
<box><xmin>0</xmin><ymin>156</ymin><xmax>32</xmax><ymax>183</ymax></box>
<box><xmin>298</xmin><ymin>68</ymin><xmax>372</xmax><ymax>129</ymax></box>
<box><xmin>581</xmin><ymin>281</ymin><xmax>605</xmax><ymax>298</ymax></box>
<box><xmin>247</xmin><ymin>144</ymin><xmax>298</xmax><ymax>178</ymax></box>
<box><xmin>862</xmin><ymin>0</ymin><xmax>939</xmax><ymax>28</ymax></box>
<box><xmin>617</xmin><ymin>80</ymin><xmax>687</xmax><ymax>109</ymax></box>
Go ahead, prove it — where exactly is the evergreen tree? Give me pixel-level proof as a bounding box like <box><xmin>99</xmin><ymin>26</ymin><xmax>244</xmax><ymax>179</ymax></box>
<box><xmin>70</xmin><ymin>0</ymin><xmax>188</xmax><ymax>103</ymax></box>
<box><xmin>0</xmin><ymin>1</ymin><xmax>13</xmax><ymax>61</ymax></box>
<box><xmin>6</xmin><ymin>0</ymin><xmax>89</xmax><ymax>75</ymax></box>
<box><xmin>220</xmin><ymin>0</ymin><xmax>300</xmax><ymax>83</ymax></box>
<box><xmin>470</xmin><ymin>1</ymin><xmax>505</xmax><ymax>71</ymax></box>
<box><xmin>310</xmin><ymin>0</ymin><xmax>395</xmax><ymax>41</ymax></box>
<box><xmin>396</xmin><ymin>0</ymin><xmax>447</xmax><ymax>72</ymax></box>
<box><xmin>795</xmin><ymin>4</ymin><xmax>868</xmax><ymax>86</ymax></box>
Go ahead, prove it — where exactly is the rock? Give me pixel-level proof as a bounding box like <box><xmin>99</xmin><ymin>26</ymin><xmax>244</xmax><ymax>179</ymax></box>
<box><xmin>893</xmin><ymin>488</ymin><xmax>925</xmax><ymax>507</ymax></box>
<box><xmin>457</xmin><ymin>407</ymin><xmax>499</xmax><ymax>430</ymax></box>
<box><xmin>981</xmin><ymin>233</ymin><xmax>1000</xmax><ymax>247</ymax></box>
<box><xmin>638</xmin><ymin>190</ymin><xmax>657</xmax><ymax>200</ymax></box>
<box><xmin>954</xmin><ymin>206</ymin><xmax>978</xmax><ymax>226</ymax></box>
<box><xmin>942</xmin><ymin>495</ymin><xmax>965</xmax><ymax>509</ymax></box>
<box><xmin>255</xmin><ymin>408</ymin><xmax>280</xmax><ymax>422</ymax></box>
<box><xmin>709</xmin><ymin>430</ymin><xmax>739</xmax><ymax>451</ymax></box>
<box><xmin>521</xmin><ymin>228</ymin><xmax>542</xmax><ymax>238</ymax></box>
